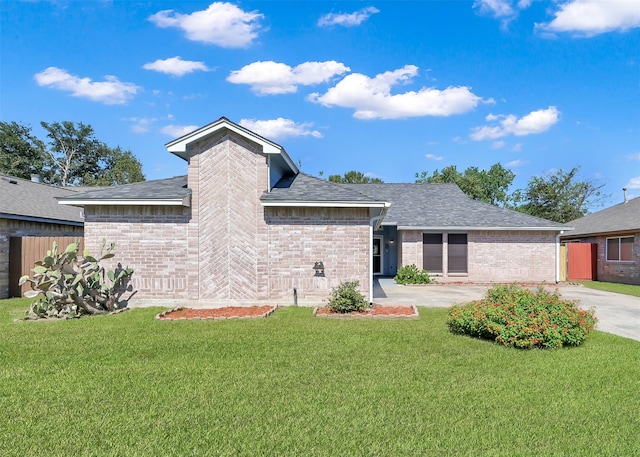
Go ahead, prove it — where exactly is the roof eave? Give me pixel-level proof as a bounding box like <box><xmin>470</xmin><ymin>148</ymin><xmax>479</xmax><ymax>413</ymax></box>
<box><xmin>0</xmin><ymin>212</ymin><xmax>84</xmax><ymax>226</ymax></box>
<box><xmin>261</xmin><ymin>200</ymin><xmax>391</xmax><ymax>208</ymax></box>
<box><xmin>58</xmin><ymin>196</ymin><xmax>191</xmax><ymax>207</ymax></box>
<box><xmin>395</xmin><ymin>225</ymin><xmax>571</xmax><ymax>231</ymax></box>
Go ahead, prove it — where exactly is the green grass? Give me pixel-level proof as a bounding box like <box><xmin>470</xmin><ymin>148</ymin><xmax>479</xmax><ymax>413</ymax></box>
<box><xmin>1</xmin><ymin>298</ymin><xmax>639</xmax><ymax>456</ymax></box>
<box><xmin>577</xmin><ymin>280</ymin><xmax>640</xmax><ymax>297</ymax></box>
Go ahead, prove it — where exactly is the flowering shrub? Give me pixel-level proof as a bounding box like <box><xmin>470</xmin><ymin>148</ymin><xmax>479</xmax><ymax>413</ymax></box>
<box><xmin>394</xmin><ymin>264</ymin><xmax>432</xmax><ymax>284</ymax></box>
<box><xmin>326</xmin><ymin>280</ymin><xmax>368</xmax><ymax>313</ymax></box>
<box><xmin>447</xmin><ymin>284</ymin><xmax>597</xmax><ymax>349</ymax></box>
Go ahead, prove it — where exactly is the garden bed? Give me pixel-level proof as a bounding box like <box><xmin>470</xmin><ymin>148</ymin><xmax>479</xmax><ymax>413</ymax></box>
<box><xmin>156</xmin><ymin>305</ymin><xmax>277</xmax><ymax>320</ymax></box>
<box><xmin>314</xmin><ymin>305</ymin><xmax>418</xmax><ymax>318</ymax></box>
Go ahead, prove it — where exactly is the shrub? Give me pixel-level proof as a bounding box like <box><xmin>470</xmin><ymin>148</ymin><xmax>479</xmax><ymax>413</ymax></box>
<box><xmin>447</xmin><ymin>283</ymin><xmax>597</xmax><ymax>349</ymax></box>
<box><xmin>394</xmin><ymin>264</ymin><xmax>432</xmax><ymax>285</ymax></box>
<box><xmin>19</xmin><ymin>239</ymin><xmax>134</xmax><ymax>319</ymax></box>
<box><xmin>326</xmin><ymin>280</ymin><xmax>368</xmax><ymax>313</ymax></box>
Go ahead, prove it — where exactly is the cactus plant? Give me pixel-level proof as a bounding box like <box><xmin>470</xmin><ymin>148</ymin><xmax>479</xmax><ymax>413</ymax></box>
<box><xmin>19</xmin><ymin>239</ymin><xmax>134</xmax><ymax>319</ymax></box>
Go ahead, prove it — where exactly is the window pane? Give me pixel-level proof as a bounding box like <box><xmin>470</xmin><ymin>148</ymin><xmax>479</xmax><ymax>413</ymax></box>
<box><xmin>448</xmin><ymin>234</ymin><xmax>467</xmax><ymax>273</ymax></box>
<box><xmin>607</xmin><ymin>238</ymin><xmax>619</xmax><ymax>261</ymax></box>
<box><xmin>621</xmin><ymin>237</ymin><xmax>634</xmax><ymax>261</ymax></box>
<box><xmin>423</xmin><ymin>234</ymin><xmax>443</xmax><ymax>273</ymax></box>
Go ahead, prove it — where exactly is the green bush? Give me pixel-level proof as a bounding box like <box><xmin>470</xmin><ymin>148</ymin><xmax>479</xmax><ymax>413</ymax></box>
<box><xmin>447</xmin><ymin>283</ymin><xmax>597</xmax><ymax>349</ymax></box>
<box><xmin>326</xmin><ymin>280</ymin><xmax>368</xmax><ymax>313</ymax></box>
<box><xmin>394</xmin><ymin>264</ymin><xmax>432</xmax><ymax>285</ymax></box>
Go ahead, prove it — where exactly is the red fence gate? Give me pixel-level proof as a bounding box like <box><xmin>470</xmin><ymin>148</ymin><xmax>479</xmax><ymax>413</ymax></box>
<box><xmin>567</xmin><ymin>243</ymin><xmax>597</xmax><ymax>281</ymax></box>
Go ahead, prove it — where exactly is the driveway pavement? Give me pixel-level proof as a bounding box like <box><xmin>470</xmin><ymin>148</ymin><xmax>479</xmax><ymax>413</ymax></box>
<box><xmin>374</xmin><ymin>278</ymin><xmax>640</xmax><ymax>342</ymax></box>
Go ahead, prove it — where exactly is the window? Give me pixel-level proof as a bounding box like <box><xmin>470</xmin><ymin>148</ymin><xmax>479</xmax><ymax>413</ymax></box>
<box><xmin>448</xmin><ymin>234</ymin><xmax>468</xmax><ymax>273</ymax></box>
<box><xmin>606</xmin><ymin>236</ymin><xmax>634</xmax><ymax>261</ymax></box>
<box><xmin>423</xmin><ymin>233</ymin><xmax>443</xmax><ymax>273</ymax></box>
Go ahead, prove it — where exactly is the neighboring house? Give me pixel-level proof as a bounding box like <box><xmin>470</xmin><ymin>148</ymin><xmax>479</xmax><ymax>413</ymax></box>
<box><xmin>560</xmin><ymin>195</ymin><xmax>639</xmax><ymax>285</ymax></box>
<box><xmin>0</xmin><ymin>174</ymin><xmax>84</xmax><ymax>298</ymax></box>
<box><xmin>59</xmin><ymin>117</ymin><xmax>569</xmax><ymax>304</ymax></box>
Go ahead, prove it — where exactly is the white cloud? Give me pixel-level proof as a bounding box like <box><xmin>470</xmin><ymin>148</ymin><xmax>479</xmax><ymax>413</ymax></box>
<box><xmin>148</xmin><ymin>2</ymin><xmax>263</xmax><ymax>48</ymax></box>
<box><xmin>473</xmin><ymin>0</ymin><xmax>515</xmax><ymax>18</ymax></box>
<box><xmin>227</xmin><ymin>60</ymin><xmax>350</xmax><ymax>95</ymax></box>
<box><xmin>143</xmin><ymin>56</ymin><xmax>210</xmax><ymax>77</ymax></box>
<box><xmin>318</xmin><ymin>6</ymin><xmax>379</xmax><ymax>27</ymax></box>
<box><xmin>425</xmin><ymin>153</ymin><xmax>443</xmax><ymax>161</ymax></box>
<box><xmin>34</xmin><ymin>67</ymin><xmax>138</xmax><ymax>105</ymax></box>
<box><xmin>239</xmin><ymin>118</ymin><xmax>322</xmax><ymax>141</ymax></box>
<box><xmin>627</xmin><ymin>152</ymin><xmax>640</xmax><ymax>160</ymax></box>
<box><xmin>161</xmin><ymin>124</ymin><xmax>199</xmax><ymax>137</ymax></box>
<box><xmin>308</xmin><ymin>65</ymin><xmax>482</xmax><ymax>119</ymax></box>
<box><xmin>506</xmin><ymin>159</ymin><xmax>528</xmax><ymax>167</ymax></box>
<box><xmin>511</xmin><ymin>143</ymin><xmax>523</xmax><ymax>152</ymax></box>
<box><xmin>626</xmin><ymin>176</ymin><xmax>640</xmax><ymax>189</ymax></box>
<box><xmin>470</xmin><ymin>106</ymin><xmax>560</xmax><ymax>140</ymax></box>
<box><xmin>536</xmin><ymin>0</ymin><xmax>640</xmax><ymax>36</ymax></box>
<box><xmin>491</xmin><ymin>140</ymin><xmax>506</xmax><ymax>149</ymax></box>
<box><xmin>126</xmin><ymin>117</ymin><xmax>157</xmax><ymax>134</ymax></box>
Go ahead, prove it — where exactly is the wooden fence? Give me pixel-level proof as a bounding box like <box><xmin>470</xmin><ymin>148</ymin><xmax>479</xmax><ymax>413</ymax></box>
<box><xmin>9</xmin><ymin>236</ymin><xmax>83</xmax><ymax>298</ymax></box>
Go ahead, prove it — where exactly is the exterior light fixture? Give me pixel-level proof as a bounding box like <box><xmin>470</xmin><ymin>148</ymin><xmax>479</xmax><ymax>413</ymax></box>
<box><xmin>313</xmin><ymin>261</ymin><xmax>325</xmax><ymax>277</ymax></box>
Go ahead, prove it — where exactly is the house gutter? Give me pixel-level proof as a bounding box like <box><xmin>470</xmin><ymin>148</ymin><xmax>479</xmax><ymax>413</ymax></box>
<box><xmin>556</xmin><ymin>231</ymin><xmax>564</xmax><ymax>283</ymax></box>
<box><xmin>369</xmin><ymin>204</ymin><xmax>391</xmax><ymax>304</ymax></box>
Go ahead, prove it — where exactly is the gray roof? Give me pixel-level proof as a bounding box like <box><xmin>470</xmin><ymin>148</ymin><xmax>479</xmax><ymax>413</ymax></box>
<box><xmin>261</xmin><ymin>173</ymin><xmax>383</xmax><ymax>203</ymax></box>
<box><xmin>263</xmin><ymin>175</ymin><xmax>566</xmax><ymax>230</ymax></box>
<box><xmin>57</xmin><ymin>176</ymin><xmax>190</xmax><ymax>202</ymax></box>
<box><xmin>0</xmin><ymin>174</ymin><xmax>83</xmax><ymax>224</ymax></box>
<box><xmin>561</xmin><ymin>197</ymin><xmax>640</xmax><ymax>237</ymax></box>
<box><xmin>345</xmin><ymin>183</ymin><xmax>566</xmax><ymax>229</ymax></box>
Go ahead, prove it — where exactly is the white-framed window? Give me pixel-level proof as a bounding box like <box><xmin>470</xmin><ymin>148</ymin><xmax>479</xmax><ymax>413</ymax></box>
<box><xmin>606</xmin><ymin>236</ymin><xmax>634</xmax><ymax>262</ymax></box>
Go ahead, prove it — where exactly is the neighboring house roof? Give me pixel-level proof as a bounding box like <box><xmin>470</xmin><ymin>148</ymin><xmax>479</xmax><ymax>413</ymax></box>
<box><xmin>58</xmin><ymin>176</ymin><xmax>191</xmax><ymax>207</ymax></box>
<box><xmin>345</xmin><ymin>183</ymin><xmax>568</xmax><ymax>230</ymax></box>
<box><xmin>261</xmin><ymin>173</ymin><xmax>389</xmax><ymax>208</ymax></box>
<box><xmin>0</xmin><ymin>174</ymin><xmax>83</xmax><ymax>225</ymax></box>
<box><xmin>165</xmin><ymin>116</ymin><xmax>299</xmax><ymax>176</ymax></box>
<box><xmin>560</xmin><ymin>197</ymin><xmax>640</xmax><ymax>238</ymax></box>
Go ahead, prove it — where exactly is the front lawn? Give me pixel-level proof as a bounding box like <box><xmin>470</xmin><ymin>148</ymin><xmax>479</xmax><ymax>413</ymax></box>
<box><xmin>1</xmin><ymin>298</ymin><xmax>639</xmax><ymax>456</ymax></box>
<box><xmin>577</xmin><ymin>280</ymin><xmax>640</xmax><ymax>297</ymax></box>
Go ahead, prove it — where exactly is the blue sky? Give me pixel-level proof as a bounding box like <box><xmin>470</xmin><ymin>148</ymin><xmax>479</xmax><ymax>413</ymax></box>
<box><xmin>1</xmin><ymin>0</ymin><xmax>639</xmax><ymax>207</ymax></box>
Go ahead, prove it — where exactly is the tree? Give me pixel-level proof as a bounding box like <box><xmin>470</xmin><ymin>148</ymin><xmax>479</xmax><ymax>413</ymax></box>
<box><xmin>0</xmin><ymin>121</ymin><xmax>49</xmax><ymax>180</ymax></box>
<box><xmin>515</xmin><ymin>167</ymin><xmax>608</xmax><ymax>223</ymax></box>
<box><xmin>84</xmin><ymin>147</ymin><xmax>145</xmax><ymax>186</ymax></box>
<box><xmin>328</xmin><ymin>170</ymin><xmax>383</xmax><ymax>183</ymax></box>
<box><xmin>415</xmin><ymin>163</ymin><xmax>515</xmax><ymax>207</ymax></box>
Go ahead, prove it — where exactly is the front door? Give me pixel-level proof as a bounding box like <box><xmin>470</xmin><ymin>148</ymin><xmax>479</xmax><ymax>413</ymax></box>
<box><xmin>373</xmin><ymin>236</ymin><xmax>383</xmax><ymax>275</ymax></box>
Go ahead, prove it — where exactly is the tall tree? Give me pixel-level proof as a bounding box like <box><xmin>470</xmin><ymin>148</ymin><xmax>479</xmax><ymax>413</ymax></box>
<box><xmin>40</xmin><ymin>121</ymin><xmax>145</xmax><ymax>186</ymax></box>
<box><xmin>415</xmin><ymin>163</ymin><xmax>515</xmax><ymax>207</ymax></box>
<box><xmin>515</xmin><ymin>167</ymin><xmax>608</xmax><ymax>223</ymax></box>
<box><xmin>328</xmin><ymin>170</ymin><xmax>383</xmax><ymax>183</ymax></box>
<box><xmin>0</xmin><ymin>121</ymin><xmax>49</xmax><ymax>180</ymax></box>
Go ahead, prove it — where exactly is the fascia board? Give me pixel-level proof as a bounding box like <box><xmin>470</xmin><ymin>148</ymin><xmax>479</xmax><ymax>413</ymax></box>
<box><xmin>261</xmin><ymin>201</ymin><xmax>390</xmax><ymax>208</ymax></box>
<box><xmin>396</xmin><ymin>225</ymin><xmax>572</xmax><ymax>232</ymax></box>
<box><xmin>58</xmin><ymin>196</ymin><xmax>191</xmax><ymax>207</ymax></box>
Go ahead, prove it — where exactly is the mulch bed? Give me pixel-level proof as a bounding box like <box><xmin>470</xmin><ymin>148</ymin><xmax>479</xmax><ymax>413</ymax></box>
<box><xmin>156</xmin><ymin>305</ymin><xmax>277</xmax><ymax>320</ymax></box>
<box><xmin>314</xmin><ymin>305</ymin><xmax>418</xmax><ymax>318</ymax></box>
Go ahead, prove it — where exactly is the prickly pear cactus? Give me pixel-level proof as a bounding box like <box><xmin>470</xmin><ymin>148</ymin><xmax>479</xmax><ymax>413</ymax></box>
<box><xmin>19</xmin><ymin>239</ymin><xmax>134</xmax><ymax>319</ymax></box>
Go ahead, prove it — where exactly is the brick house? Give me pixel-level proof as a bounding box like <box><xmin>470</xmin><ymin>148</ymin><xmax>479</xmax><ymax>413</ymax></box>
<box><xmin>1</xmin><ymin>174</ymin><xmax>84</xmax><ymax>298</ymax></box>
<box><xmin>560</xmin><ymin>195</ymin><xmax>639</xmax><ymax>285</ymax></box>
<box><xmin>59</xmin><ymin>117</ymin><xmax>569</xmax><ymax>304</ymax></box>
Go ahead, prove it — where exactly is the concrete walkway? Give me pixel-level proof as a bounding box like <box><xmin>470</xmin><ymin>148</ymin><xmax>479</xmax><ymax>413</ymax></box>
<box><xmin>374</xmin><ymin>278</ymin><xmax>640</xmax><ymax>342</ymax></box>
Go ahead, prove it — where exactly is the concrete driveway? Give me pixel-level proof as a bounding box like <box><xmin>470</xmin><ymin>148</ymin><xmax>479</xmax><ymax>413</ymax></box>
<box><xmin>374</xmin><ymin>278</ymin><xmax>640</xmax><ymax>342</ymax></box>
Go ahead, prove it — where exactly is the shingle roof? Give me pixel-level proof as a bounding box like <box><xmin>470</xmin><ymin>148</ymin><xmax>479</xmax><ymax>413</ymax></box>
<box><xmin>57</xmin><ymin>176</ymin><xmax>190</xmax><ymax>202</ymax></box>
<box><xmin>262</xmin><ymin>175</ymin><xmax>565</xmax><ymax>230</ymax></box>
<box><xmin>345</xmin><ymin>183</ymin><xmax>566</xmax><ymax>229</ymax></box>
<box><xmin>261</xmin><ymin>173</ymin><xmax>385</xmax><ymax>204</ymax></box>
<box><xmin>0</xmin><ymin>174</ymin><xmax>83</xmax><ymax>224</ymax></box>
<box><xmin>561</xmin><ymin>197</ymin><xmax>640</xmax><ymax>237</ymax></box>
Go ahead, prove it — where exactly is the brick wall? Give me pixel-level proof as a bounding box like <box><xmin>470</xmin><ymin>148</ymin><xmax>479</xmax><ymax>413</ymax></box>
<box><xmin>398</xmin><ymin>229</ymin><xmax>557</xmax><ymax>283</ymax></box>
<box><xmin>81</xmin><ymin>133</ymin><xmax>373</xmax><ymax>303</ymax></box>
<box><xmin>84</xmin><ymin>206</ymin><xmax>190</xmax><ymax>298</ymax></box>
<box><xmin>265</xmin><ymin>207</ymin><xmax>370</xmax><ymax>300</ymax></box>
<box><xmin>0</xmin><ymin>218</ymin><xmax>83</xmax><ymax>298</ymax></box>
